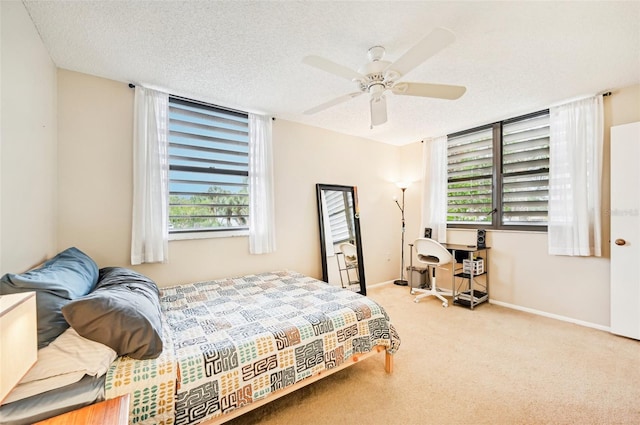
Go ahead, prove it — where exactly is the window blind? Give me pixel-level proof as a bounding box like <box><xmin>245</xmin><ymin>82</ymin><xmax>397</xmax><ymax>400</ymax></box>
<box><xmin>447</xmin><ymin>126</ymin><xmax>494</xmax><ymax>224</ymax></box>
<box><xmin>168</xmin><ymin>97</ymin><xmax>249</xmax><ymax>232</ymax></box>
<box><xmin>502</xmin><ymin>112</ymin><xmax>550</xmax><ymax>226</ymax></box>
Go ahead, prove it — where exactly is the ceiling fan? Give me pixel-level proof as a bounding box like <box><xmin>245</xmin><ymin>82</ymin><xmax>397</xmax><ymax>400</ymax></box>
<box><xmin>302</xmin><ymin>27</ymin><xmax>466</xmax><ymax>128</ymax></box>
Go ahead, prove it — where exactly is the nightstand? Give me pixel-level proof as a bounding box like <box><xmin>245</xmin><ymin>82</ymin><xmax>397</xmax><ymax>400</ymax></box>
<box><xmin>34</xmin><ymin>394</ymin><xmax>130</xmax><ymax>425</ymax></box>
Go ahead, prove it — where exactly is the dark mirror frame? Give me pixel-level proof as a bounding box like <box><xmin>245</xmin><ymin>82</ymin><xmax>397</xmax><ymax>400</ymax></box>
<box><xmin>316</xmin><ymin>184</ymin><xmax>366</xmax><ymax>295</ymax></box>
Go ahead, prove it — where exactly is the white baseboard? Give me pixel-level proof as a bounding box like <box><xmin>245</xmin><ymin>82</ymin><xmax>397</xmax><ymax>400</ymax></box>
<box><xmin>489</xmin><ymin>299</ymin><xmax>610</xmax><ymax>333</ymax></box>
<box><xmin>370</xmin><ymin>282</ymin><xmax>609</xmax><ymax>333</ymax></box>
<box><xmin>368</xmin><ymin>280</ymin><xmax>395</xmax><ymax>289</ymax></box>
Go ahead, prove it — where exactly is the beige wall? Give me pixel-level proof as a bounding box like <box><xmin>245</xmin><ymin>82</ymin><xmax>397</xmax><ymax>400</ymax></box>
<box><xmin>401</xmin><ymin>84</ymin><xmax>640</xmax><ymax>328</ymax></box>
<box><xmin>5</xmin><ymin>0</ymin><xmax>640</xmax><ymax>329</ymax></box>
<box><xmin>57</xmin><ymin>69</ymin><xmax>402</xmax><ymax>287</ymax></box>
<box><xmin>0</xmin><ymin>1</ymin><xmax>58</xmax><ymax>274</ymax></box>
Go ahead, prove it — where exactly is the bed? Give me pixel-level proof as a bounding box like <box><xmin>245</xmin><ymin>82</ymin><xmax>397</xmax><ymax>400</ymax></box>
<box><xmin>0</xmin><ymin>248</ymin><xmax>400</xmax><ymax>425</ymax></box>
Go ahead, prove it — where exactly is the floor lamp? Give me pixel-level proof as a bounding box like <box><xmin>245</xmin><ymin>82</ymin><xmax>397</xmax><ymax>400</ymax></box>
<box><xmin>393</xmin><ymin>182</ymin><xmax>410</xmax><ymax>286</ymax></box>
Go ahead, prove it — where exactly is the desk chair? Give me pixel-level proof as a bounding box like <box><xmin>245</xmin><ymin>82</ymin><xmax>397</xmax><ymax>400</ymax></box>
<box><xmin>338</xmin><ymin>242</ymin><xmax>359</xmax><ymax>287</ymax></box>
<box><xmin>340</xmin><ymin>243</ymin><xmax>358</xmax><ymax>267</ymax></box>
<box><xmin>409</xmin><ymin>238</ymin><xmax>453</xmax><ymax>307</ymax></box>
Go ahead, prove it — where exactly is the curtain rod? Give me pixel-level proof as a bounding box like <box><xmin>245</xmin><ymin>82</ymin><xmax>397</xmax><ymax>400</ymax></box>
<box><xmin>127</xmin><ymin>83</ymin><xmax>275</xmax><ymax>120</ymax></box>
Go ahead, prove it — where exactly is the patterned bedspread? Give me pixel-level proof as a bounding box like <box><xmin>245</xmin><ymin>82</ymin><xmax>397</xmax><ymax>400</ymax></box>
<box><xmin>106</xmin><ymin>271</ymin><xmax>400</xmax><ymax>425</ymax></box>
<box><xmin>105</xmin><ymin>311</ymin><xmax>177</xmax><ymax>425</ymax></box>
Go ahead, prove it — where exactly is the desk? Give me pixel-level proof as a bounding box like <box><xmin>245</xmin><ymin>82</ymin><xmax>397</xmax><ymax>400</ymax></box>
<box><xmin>442</xmin><ymin>243</ymin><xmax>490</xmax><ymax>309</ymax></box>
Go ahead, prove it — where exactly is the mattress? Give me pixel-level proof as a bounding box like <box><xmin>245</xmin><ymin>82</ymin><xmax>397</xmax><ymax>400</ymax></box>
<box><xmin>105</xmin><ymin>270</ymin><xmax>401</xmax><ymax>425</ymax></box>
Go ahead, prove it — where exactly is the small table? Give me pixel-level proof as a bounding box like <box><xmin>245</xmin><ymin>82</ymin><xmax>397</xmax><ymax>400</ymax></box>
<box><xmin>34</xmin><ymin>394</ymin><xmax>130</xmax><ymax>425</ymax></box>
<box><xmin>441</xmin><ymin>243</ymin><xmax>490</xmax><ymax>309</ymax></box>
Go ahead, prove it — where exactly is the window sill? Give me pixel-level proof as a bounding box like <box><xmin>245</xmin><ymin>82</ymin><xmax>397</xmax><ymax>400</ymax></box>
<box><xmin>169</xmin><ymin>229</ymin><xmax>249</xmax><ymax>241</ymax></box>
<box><xmin>447</xmin><ymin>228</ymin><xmax>547</xmax><ymax>235</ymax></box>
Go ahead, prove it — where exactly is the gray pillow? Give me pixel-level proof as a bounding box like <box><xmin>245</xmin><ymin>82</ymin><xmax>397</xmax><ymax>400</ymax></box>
<box><xmin>61</xmin><ymin>267</ymin><xmax>163</xmax><ymax>360</ymax></box>
<box><xmin>0</xmin><ymin>247</ymin><xmax>99</xmax><ymax>348</ymax></box>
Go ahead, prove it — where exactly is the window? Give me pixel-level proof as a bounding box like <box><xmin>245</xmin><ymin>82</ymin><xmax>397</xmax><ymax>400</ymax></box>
<box><xmin>447</xmin><ymin>110</ymin><xmax>550</xmax><ymax>231</ymax></box>
<box><xmin>324</xmin><ymin>190</ymin><xmax>356</xmax><ymax>244</ymax></box>
<box><xmin>168</xmin><ymin>97</ymin><xmax>249</xmax><ymax>233</ymax></box>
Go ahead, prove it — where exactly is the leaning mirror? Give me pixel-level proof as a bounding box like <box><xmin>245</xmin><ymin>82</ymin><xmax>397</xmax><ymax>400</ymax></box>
<box><xmin>316</xmin><ymin>184</ymin><xmax>366</xmax><ymax>295</ymax></box>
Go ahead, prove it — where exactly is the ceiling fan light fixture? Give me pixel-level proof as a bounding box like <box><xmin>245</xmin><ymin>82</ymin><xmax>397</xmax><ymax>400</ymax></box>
<box><xmin>369</xmin><ymin>82</ymin><xmax>385</xmax><ymax>96</ymax></box>
<box><xmin>370</xmin><ymin>95</ymin><xmax>388</xmax><ymax>128</ymax></box>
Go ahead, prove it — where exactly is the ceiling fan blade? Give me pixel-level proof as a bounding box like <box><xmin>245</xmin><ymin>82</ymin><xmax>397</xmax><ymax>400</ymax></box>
<box><xmin>391</xmin><ymin>82</ymin><xmax>466</xmax><ymax>100</ymax></box>
<box><xmin>370</xmin><ymin>95</ymin><xmax>388</xmax><ymax>127</ymax></box>
<box><xmin>386</xmin><ymin>27</ymin><xmax>456</xmax><ymax>77</ymax></box>
<box><xmin>303</xmin><ymin>55</ymin><xmax>363</xmax><ymax>81</ymax></box>
<box><xmin>304</xmin><ymin>92</ymin><xmax>363</xmax><ymax>115</ymax></box>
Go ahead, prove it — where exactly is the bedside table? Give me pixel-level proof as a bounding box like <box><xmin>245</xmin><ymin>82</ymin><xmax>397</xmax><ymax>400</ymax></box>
<box><xmin>34</xmin><ymin>394</ymin><xmax>130</xmax><ymax>425</ymax></box>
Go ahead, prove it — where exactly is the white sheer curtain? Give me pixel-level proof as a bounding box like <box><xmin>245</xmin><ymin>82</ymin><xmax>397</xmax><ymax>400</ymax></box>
<box><xmin>248</xmin><ymin>113</ymin><xmax>276</xmax><ymax>254</ymax></box>
<box><xmin>420</xmin><ymin>136</ymin><xmax>448</xmax><ymax>243</ymax></box>
<box><xmin>131</xmin><ymin>86</ymin><xmax>170</xmax><ymax>265</ymax></box>
<box><xmin>548</xmin><ymin>95</ymin><xmax>603</xmax><ymax>256</ymax></box>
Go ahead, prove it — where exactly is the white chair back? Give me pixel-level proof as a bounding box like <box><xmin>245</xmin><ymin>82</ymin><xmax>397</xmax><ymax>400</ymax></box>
<box><xmin>414</xmin><ymin>238</ymin><xmax>453</xmax><ymax>266</ymax></box>
<box><xmin>339</xmin><ymin>243</ymin><xmax>358</xmax><ymax>264</ymax></box>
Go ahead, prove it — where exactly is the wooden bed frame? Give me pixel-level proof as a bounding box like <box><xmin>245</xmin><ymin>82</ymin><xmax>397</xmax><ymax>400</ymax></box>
<box><xmin>203</xmin><ymin>346</ymin><xmax>393</xmax><ymax>425</ymax></box>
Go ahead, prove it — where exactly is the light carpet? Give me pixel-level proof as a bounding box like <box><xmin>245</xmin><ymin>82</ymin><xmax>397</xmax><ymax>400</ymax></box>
<box><xmin>227</xmin><ymin>283</ymin><xmax>640</xmax><ymax>425</ymax></box>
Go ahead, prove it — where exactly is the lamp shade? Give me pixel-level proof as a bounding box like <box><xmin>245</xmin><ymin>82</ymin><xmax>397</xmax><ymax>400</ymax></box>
<box><xmin>395</xmin><ymin>181</ymin><xmax>411</xmax><ymax>190</ymax></box>
<box><xmin>0</xmin><ymin>292</ymin><xmax>37</xmax><ymax>403</ymax></box>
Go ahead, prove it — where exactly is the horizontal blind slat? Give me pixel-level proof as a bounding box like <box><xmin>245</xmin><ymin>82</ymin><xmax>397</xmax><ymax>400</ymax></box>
<box><xmin>169</xmin><ymin>105</ymin><xmax>248</xmax><ymax>128</ymax></box>
<box><xmin>170</xmin><ymin>132</ymin><xmax>249</xmax><ymax>150</ymax></box>
<box><xmin>172</xmin><ymin>191</ymin><xmax>248</xmax><ymax>198</ymax></box>
<box><xmin>169</xmin><ymin>154</ymin><xmax>247</xmax><ymax>169</ymax></box>
<box><xmin>170</xmin><ymin>116</ymin><xmax>249</xmax><ymax>139</ymax></box>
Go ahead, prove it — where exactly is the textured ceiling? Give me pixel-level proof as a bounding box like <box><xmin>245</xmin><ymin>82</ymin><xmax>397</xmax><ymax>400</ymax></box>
<box><xmin>23</xmin><ymin>1</ymin><xmax>640</xmax><ymax>146</ymax></box>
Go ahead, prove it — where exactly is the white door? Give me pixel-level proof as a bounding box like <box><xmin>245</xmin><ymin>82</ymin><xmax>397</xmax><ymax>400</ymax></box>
<box><xmin>610</xmin><ymin>121</ymin><xmax>640</xmax><ymax>340</ymax></box>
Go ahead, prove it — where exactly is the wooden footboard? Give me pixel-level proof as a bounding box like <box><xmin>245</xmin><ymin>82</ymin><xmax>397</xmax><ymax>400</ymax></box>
<box><xmin>202</xmin><ymin>345</ymin><xmax>393</xmax><ymax>425</ymax></box>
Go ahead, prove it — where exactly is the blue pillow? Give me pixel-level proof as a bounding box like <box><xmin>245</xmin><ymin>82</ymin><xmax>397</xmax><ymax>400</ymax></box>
<box><xmin>0</xmin><ymin>247</ymin><xmax>99</xmax><ymax>348</ymax></box>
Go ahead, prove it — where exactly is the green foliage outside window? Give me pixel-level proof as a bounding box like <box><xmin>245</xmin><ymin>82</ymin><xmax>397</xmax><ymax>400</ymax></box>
<box><xmin>169</xmin><ymin>185</ymin><xmax>248</xmax><ymax>231</ymax></box>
